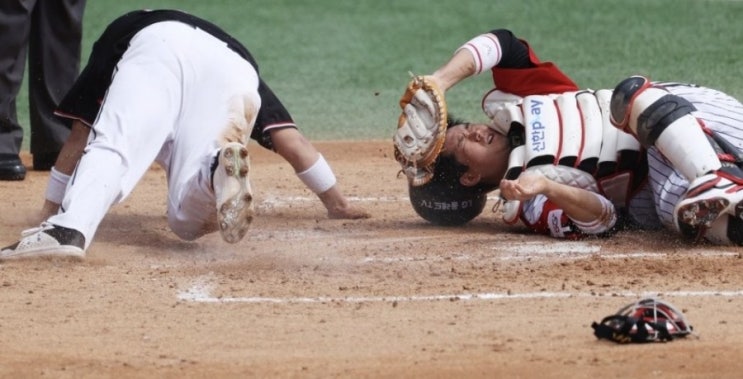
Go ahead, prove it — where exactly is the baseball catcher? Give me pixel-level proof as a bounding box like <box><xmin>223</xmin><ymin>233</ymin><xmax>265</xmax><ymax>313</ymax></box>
<box><xmin>394</xmin><ymin>28</ymin><xmax>743</xmax><ymax>245</ymax></box>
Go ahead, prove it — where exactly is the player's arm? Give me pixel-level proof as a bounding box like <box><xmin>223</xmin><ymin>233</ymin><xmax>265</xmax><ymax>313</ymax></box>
<box><xmin>38</xmin><ymin>120</ymin><xmax>90</xmax><ymax>221</ymax></box>
<box><xmin>255</xmin><ymin>79</ymin><xmax>368</xmax><ymax>219</ymax></box>
<box><xmin>268</xmin><ymin>127</ymin><xmax>370</xmax><ymax>220</ymax></box>
<box><xmin>428</xmin><ymin>29</ymin><xmax>530</xmax><ymax>92</ymax></box>
<box><xmin>500</xmin><ymin>172</ymin><xmax>616</xmax><ymax>233</ymax></box>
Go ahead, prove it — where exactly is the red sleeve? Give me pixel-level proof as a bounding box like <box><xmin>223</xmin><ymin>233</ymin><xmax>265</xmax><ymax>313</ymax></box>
<box><xmin>520</xmin><ymin>199</ymin><xmax>586</xmax><ymax>240</ymax></box>
<box><xmin>491</xmin><ymin>40</ymin><xmax>579</xmax><ymax>96</ymax></box>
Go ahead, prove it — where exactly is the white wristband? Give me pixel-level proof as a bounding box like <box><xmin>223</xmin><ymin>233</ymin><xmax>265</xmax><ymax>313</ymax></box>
<box><xmin>456</xmin><ymin>34</ymin><xmax>502</xmax><ymax>74</ymax></box>
<box><xmin>45</xmin><ymin>167</ymin><xmax>71</xmax><ymax>204</ymax></box>
<box><xmin>296</xmin><ymin>154</ymin><xmax>336</xmax><ymax>194</ymax></box>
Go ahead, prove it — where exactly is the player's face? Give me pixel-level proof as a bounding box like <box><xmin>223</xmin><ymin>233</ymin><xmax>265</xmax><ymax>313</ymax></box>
<box><xmin>443</xmin><ymin>123</ymin><xmax>505</xmax><ymax>179</ymax></box>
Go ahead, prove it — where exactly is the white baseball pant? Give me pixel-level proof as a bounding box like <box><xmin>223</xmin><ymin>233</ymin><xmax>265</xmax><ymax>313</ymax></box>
<box><xmin>49</xmin><ymin>21</ymin><xmax>261</xmax><ymax>248</ymax></box>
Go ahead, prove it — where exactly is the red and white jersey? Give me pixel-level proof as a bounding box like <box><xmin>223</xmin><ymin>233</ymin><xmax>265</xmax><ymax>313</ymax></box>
<box><xmin>483</xmin><ymin>88</ymin><xmax>646</xmax><ymax>238</ymax></box>
<box><xmin>467</xmin><ymin>29</ymin><xmax>743</xmax><ymax>238</ymax></box>
<box><xmin>478</xmin><ymin>30</ymin><xmax>646</xmax><ymax>238</ymax></box>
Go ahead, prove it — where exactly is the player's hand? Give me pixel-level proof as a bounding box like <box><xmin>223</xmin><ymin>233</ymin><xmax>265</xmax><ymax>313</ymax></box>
<box><xmin>318</xmin><ymin>187</ymin><xmax>371</xmax><ymax>219</ymax></box>
<box><xmin>499</xmin><ymin>172</ymin><xmax>549</xmax><ymax>201</ymax></box>
<box><xmin>328</xmin><ymin>204</ymin><xmax>371</xmax><ymax>219</ymax></box>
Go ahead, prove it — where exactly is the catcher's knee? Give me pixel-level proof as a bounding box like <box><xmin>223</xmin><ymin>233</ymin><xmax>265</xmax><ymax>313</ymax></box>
<box><xmin>609</xmin><ymin>76</ymin><xmax>697</xmax><ymax>147</ymax></box>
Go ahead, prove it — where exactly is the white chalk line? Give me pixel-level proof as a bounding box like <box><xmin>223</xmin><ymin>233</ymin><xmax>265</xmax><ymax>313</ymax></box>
<box><xmin>254</xmin><ymin>196</ymin><xmax>740</xmax><ymax>260</ymax></box>
<box><xmin>493</xmin><ymin>240</ymin><xmax>739</xmax><ymax>261</ymax></box>
<box><xmin>361</xmin><ymin>240</ymin><xmax>739</xmax><ymax>263</ymax></box>
<box><xmin>257</xmin><ymin>195</ymin><xmax>406</xmax><ymax>209</ymax></box>
<box><xmin>360</xmin><ymin>251</ymin><xmax>739</xmax><ymax>264</ymax></box>
<box><xmin>184</xmin><ymin>197</ymin><xmax>742</xmax><ymax>304</ymax></box>
<box><xmin>177</xmin><ymin>279</ymin><xmax>743</xmax><ymax>304</ymax></box>
<box><xmin>361</xmin><ymin>253</ymin><xmax>473</xmax><ymax>263</ymax></box>
<box><xmin>240</xmin><ymin>230</ymin><xmax>739</xmax><ymax>261</ymax></box>
<box><xmin>257</xmin><ymin>195</ymin><xmax>500</xmax><ymax>206</ymax></box>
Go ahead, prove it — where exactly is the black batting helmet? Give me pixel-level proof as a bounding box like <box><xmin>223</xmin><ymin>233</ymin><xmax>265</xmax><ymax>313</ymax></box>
<box><xmin>408</xmin><ymin>179</ymin><xmax>488</xmax><ymax>226</ymax></box>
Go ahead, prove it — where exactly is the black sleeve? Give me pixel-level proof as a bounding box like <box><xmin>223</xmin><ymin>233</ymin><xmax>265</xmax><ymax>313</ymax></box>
<box><xmin>57</xmin><ymin>9</ymin><xmax>265</xmax><ymax>127</ymax></box>
<box><xmin>488</xmin><ymin>29</ymin><xmax>535</xmax><ymax>69</ymax></box>
<box><xmin>249</xmin><ymin>79</ymin><xmax>297</xmax><ymax>150</ymax></box>
<box><xmin>55</xmin><ymin>58</ymin><xmax>106</xmax><ymax>125</ymax></box>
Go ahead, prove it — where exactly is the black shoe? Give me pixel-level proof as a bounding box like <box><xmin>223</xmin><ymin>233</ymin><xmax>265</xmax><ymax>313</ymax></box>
<box><xmin>0</xmin><ymin>154</ymin><xmax>26</xmax><ymax>181</ymax></box>
<box><xmin>0</xmin><ymin>222</ymin><xmax>86</xmax><ymax>260</ymax></box>
<box><xmin>33</xmin><ymin>151</ymin><xmax>59</xmax><ymax>171</ymax></box>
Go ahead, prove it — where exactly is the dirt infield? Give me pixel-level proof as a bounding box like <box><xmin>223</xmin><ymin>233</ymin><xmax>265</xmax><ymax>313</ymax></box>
<box><xmin>1</xmin><ymin>141</ymin><xmax>743</xmax><ymax>378</ymax></box>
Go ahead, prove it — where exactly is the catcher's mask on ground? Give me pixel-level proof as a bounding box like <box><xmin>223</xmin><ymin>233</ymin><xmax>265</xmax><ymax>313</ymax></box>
<box><xmin>591</xmin><ymin>298</ymin><xmax>693</xmax><ymax>343</ymax></box>
<box><xmin>616</xmin><ymin>298</ymin><xmax>693</xmax><ymax>336</ymax></box>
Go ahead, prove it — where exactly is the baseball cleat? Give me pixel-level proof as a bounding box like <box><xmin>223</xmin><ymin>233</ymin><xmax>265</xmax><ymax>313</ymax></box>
<box><xmin>0</xmin><ymin>222</ymin><xmax>85</xmax><ymax>260</ymax></box>
<box><xmin>213</xmin><ymin>142</ymin><xmax>253</xmax><ymax>244</ymax></box>
<box><xmin>674</xmin><ymin>173</ymin><xmax>743</xmax><ymax>236</ymax></box>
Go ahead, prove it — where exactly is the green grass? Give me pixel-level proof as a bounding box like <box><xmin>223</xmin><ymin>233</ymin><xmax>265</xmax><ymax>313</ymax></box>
<box><xmin>15</xmin><ymin>0</ymin><xmax>743</xmax><ymax>147</ymax></box>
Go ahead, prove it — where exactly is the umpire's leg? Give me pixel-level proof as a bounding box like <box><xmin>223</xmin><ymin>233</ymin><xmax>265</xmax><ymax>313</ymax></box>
<box><xmin>27</xmin><ymin>0</ymin><xmax>85</xmax><ymax>170</ymax></box>
<box><xmin>0</xmin><ymin>1</ymin><xmax>33</xmax><ymax>180</ymax></box>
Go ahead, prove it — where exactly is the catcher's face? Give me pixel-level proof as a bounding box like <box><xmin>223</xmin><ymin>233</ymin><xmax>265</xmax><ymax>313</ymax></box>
<box><xmin>443</xmin><ymin>123</ymin><xmax>508</xmax><ymax>185</ymax></box>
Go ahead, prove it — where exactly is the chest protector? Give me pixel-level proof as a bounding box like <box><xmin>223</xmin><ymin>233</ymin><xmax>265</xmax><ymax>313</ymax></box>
<box><xmin>482</xmin><ymin>89</ymin><xmax>648</xmax><ymax>224</ymax></box>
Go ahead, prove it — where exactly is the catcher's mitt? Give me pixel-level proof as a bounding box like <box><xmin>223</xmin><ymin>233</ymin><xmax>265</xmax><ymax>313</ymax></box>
<box><xmin>393</xmin><ymin>74</ymin><xmax>447</xmax><ymax>186</ymax></box>
<box><xmin>591</xmin><ymin>298</ymin><xmax>693</xmax><ymax>343</ymax></box>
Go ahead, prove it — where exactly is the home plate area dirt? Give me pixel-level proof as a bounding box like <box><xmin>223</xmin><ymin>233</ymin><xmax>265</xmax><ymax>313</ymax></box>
<box><xmin>1</xmin><ymin>141</ymin><xmax>742</xmax><ymax>378</ymax></box>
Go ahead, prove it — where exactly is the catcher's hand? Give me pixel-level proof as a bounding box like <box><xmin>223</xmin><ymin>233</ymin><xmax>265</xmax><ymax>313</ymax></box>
<box><xmin>393</xmin><ymin>74</ymin><xmax>447</xmax><ymax>186</ymax></box>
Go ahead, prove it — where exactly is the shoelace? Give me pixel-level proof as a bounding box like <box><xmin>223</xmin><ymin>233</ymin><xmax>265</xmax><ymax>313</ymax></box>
<box><xmin>490</xmin><ymin>189</ymin><xmax>506</xmax><ymax>214</ymax></box>
<box><xmin>20</xmin><ymin>221</ymin><xmax>55</xmax><ymax>237</ymax></box>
